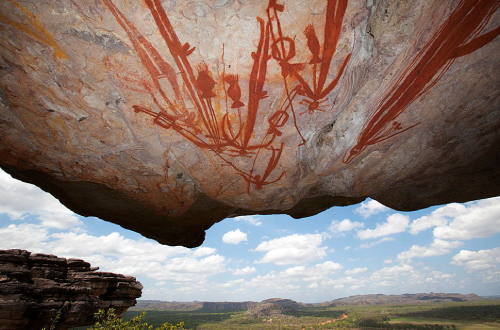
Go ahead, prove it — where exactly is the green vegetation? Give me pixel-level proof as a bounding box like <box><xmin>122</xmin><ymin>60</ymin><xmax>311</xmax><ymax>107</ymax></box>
<box><xmin>73</xmin><ymin>299</ymin><xmax>500</xmax><ymax>330</ymax></box>
<box><xmin>402</xmin><ymin>304</ymin><xmax>500</xmax><ymax>322</ymax></box>
<box><xmin>122</xmin><ymin>310</ymin><xmax>235</xmax><ymax>329</ymax></box>
<box><xmin>86</xmin><ymin>308</ymin><xmax>187</xmax><ymax>330</ymax></box>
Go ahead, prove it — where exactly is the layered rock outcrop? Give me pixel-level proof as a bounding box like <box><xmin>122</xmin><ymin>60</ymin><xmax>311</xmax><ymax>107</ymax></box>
<box><xmin>248</xmin><ymin>298</ymin><xmax>300</xmax><ymax>317</ymax></box>
<box><xmin>0</xmin><ymin>249</ymin><xmax>142</xmax><ymax>330</ymax></box>
<box><xmin>0</xmin><ymin>0</ymin><xmax>499</xmax><ymax>246</ymax></box>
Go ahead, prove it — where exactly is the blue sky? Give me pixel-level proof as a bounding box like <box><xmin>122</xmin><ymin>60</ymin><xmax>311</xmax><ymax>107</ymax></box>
<box><xmin>1</xmin><ymin>168</ymin><xmax>499</xmax><ymax>303</ymax></box>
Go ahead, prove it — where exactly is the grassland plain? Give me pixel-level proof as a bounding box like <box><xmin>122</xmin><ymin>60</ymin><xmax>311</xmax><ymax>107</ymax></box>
<box><xmin>115</xmin><ymin>298</ymin><xmax>500</xmax><ymax>330</ymax></box>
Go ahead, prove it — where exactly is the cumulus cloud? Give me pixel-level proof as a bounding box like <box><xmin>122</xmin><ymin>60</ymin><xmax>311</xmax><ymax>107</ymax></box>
<box><xmin>0</xmin><ymin>223</ymin><xmax>225</xmax><ymax>284</ymax></box>
<box><xmin>231</xmin><ymin>260</ymin><xmax>343</xmax><ymax>298</ymax></box>
<box><xmin>0</xmin><ymin>223</ymin><xmax>49</xmax><ymax>250</ymax></box>
<box><xmin>254</xmin><ymin>234</ymin><xmax>327</xmax><ymax>265</ymax></box>
<box><xmin>233</xmin><ymin>266</ymin><xmax>257</xmax><ymax>275</ymax></box>
<box><xmin>329</xmin><ymin>219</ymin><xmax>364</xmax><ymax>234</ymax></box>
<box><xmin>345</xmin><ymin>267</ymin><xmax>368</xmax><ymax>275</ymax></box>
<box><xmin>233</xmin><ymin>215</ymin><xmax>262</xmax><ymax>226</ymax></box>
<box><xmin>222</xmin><ymin>229</ymin><xmax>248</xmax><ymax>244</ymax></box>
<box><xmin>409</xmin><ymin>203</ymin><xmax>466</xmax><ymax>235</ymax></box>
<box><xmin>357</xmin><ymin>214</ymin><xmax>409</xmax><ymax>239</ymax></box>
<box><xmin>451</xmin><ymin>248</ymin><xmax>500</xmax><ymax>272</ymax></box>
<box><xmin>371</xmin><ymin>264</ymin><xmax>415</xmax><ymax>283</ymax></box>
<box><xmin>397</xmin><ymin>239</ymin><xmax>464</xmax><ymax>260</ymax></box>
<box><xmin>0</xmin><ymin>170</ymin><xmax>82</xmax><ymax>229</ymax></box>
<box><xmin>432</xmin><ymin>197</ymin><xmax>500</xmax><ymax>240</ymax></box>
<box><xmin>219</xmin><ymin>279</ymin><xmax>246</xmax><ymax>288</ymax></box>
<box><xmin>282</xmin><ymin>261</ymin><xmax>343</xmax><ymax>282</ymax></box>
<box><xmin>355</xmin><ymin>199</ymin><xmax>390</xmax><ymax>218</ymax></box>
<box><xmin>359</xmin><ymin>237</ymin><xmax>394</xmax><ymax>249</ymax></box>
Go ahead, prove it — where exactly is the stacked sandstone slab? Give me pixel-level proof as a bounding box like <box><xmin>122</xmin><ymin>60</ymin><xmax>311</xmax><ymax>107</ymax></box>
<box><xmin>0</xmin><ymin>249</ymin><xmax>142</xmax><ymax>330</ymax></box>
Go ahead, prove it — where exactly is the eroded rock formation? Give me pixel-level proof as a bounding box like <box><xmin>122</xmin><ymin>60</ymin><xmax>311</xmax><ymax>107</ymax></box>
<box><xmin>0</xmin><ymin>249</ymin><xmax>142</xmax><ymax>330</ymax></box>
<box><xmin>0</xmin><ymin>0</ymin><xmax>499</xmax><ymax>246</ymax></box>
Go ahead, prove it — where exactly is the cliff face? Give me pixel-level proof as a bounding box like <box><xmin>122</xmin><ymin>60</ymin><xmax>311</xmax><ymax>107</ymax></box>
<box><xmin>0</xmin><ymin>249</ymin><xmax>142</xmax><ymax>330</ymax></box>
<box><xmin>1</xmin><ymin>0</ymin><xmax>499</xmax><ymax>247</ymax></box>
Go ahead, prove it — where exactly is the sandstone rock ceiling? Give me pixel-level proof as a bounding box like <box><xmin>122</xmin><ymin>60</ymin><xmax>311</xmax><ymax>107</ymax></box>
<box><xmin>0</xmin><ymin>0</ymin><xmax>499</xmax><ymax>247</ymax></box>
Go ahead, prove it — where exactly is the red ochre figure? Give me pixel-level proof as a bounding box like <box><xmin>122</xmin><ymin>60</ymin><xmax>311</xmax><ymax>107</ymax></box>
<box><xmin>343</xmin><ymin>0</ymin><xmax>500</xmax><ymax>164</ymax></box>
<box><xmin>196</xmin><ymin>62</ymin><xmax>216</xmax><ymax>99</ymax></box>
<box><xmin>103</xmin><ymin>0</ymin><xmax>353</xmax><ymax>191</ymax></box>
<box><xmin>304</xmin><ymin>24</ymin><xmax>322</xmax><ymax>64</ymax></box>
<box><xmin>103</xmin><ymin>0</ymin><xmax>498</xmax><ymax>190</ymax></box>
<box><xmin>225</xmin><ymin>74</ymin><xmax>245</xmax><ymax>108</ymax></box>
<box><xmin>103</xmin><ymin>0</ymin><xmax>360</xmax><ymax>192</ymax></box>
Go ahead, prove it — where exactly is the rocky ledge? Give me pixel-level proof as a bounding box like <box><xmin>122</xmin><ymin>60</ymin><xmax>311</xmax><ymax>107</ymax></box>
<box><xmin>0</xmin><ymin>249</ymin><xmax>142</xmax><ymax>330</ymax></box>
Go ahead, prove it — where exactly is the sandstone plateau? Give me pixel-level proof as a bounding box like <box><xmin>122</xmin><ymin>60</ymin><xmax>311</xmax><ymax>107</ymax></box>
<box><xmin>0</xmin><ymin>0</ymin><xmax>499</xmax><ymax>247</ymax></box>
<box><xmin>0</xmin><ymin>249</ymin><xmax>142</xmax><ymax>330</ymax></box>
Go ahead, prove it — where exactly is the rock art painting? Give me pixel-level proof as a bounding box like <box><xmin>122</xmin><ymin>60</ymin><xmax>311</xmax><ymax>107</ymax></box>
<box><xmin>102</xmin><ymin>0</ymin><xmax>352</xmax><ymax>192</ymax></box>
<box><xmin>344</xmin><ymin>0</ymin><xmax>500</xmax><ymax>163</ymax></box>
<box><xmin>102</xmin><ymin>0</ymin><xmax>500</xmax><ymax>189</ymax></box>
<box><xmin>0</xmin><ymin>0</ymin><xmax>499</xmax><ymax>246</ymax></box>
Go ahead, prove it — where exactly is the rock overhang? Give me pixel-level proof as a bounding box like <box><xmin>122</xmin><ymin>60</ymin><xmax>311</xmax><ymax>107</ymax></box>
<box><xmin>0</xmin><ymin>0</ymin><xmax>499</xmax><ymax>247</ymax></box>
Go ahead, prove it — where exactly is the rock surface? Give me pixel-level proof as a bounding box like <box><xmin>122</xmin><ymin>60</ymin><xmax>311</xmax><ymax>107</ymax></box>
<box><xmin>248</xmin><ymin>298</ymin><xmax>300</xmax><ymax>317</ymax></box>
<box><xmin>0</xmin><ymin>249</ymin><xmax>142</xmax><ymax>330</ymax></box>
<box><xmin>0</xmin><ymin>0</ymin><xmax>499</xmax><ymax>246</ymax></box>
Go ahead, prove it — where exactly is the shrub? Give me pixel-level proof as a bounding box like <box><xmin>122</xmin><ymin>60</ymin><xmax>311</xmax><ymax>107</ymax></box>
<box><xmin>89</xmin><ymin>308</ymin><xmax>187</xmax><ymax>330</ymax></box>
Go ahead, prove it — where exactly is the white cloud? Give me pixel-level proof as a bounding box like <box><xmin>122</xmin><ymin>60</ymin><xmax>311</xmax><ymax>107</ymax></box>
<box><xmin>320</xmin><ymin>275</ymin><xmax>367</xmax><ymax>292</ymax></box>
<box><xmin>432</xmin><ymin>197</ymin><xmax>500</xmax><ymax>240</ymax></box>
<box><xmin>357</xmin><ymin>213</ymin><xmax>409</xmax><ymax>239</ymax></box>
<box><xmin>222</xmin><ymin>229</ymin><xmax>248</xmax><ymax>245</ymax></box>
<box><xmin>0</xmin><ymin>223</ymin><xmax>49</xmax><ymax>250</ymax></box>
<box><xmin>0</xmin><ymin>170</ymin><xmax>82</xmax><ymax>229</ymax></box>
<box><xmin>0</xmin><ymin>224</ymin><xmax>226</xmax><ymax>284</ymax></box>
<box><xmin>219</xmin><ymin>279</ymin><xmax>246</xmax><ymax>288</ymax></box>
<box><xmin>233</xmin><ymin>215</ymin><xmax>262</xmax><ymax>226</ymax></box>
<box><xmin>371</xmin><ymin>264</ymin><xmax>415</xmax><ymax>282</ymax></box>
<box><xmin>397</xmin><ymin>239</ymin><xmax>464</xmax><ymax>260</ymax></box>
<box><xmin>232</xmin><ymin>260</ymin><xmax>343</xmax><ymax>298</ymax></box>
<box><xmin>282</xmin><ymin>261</ymin><xmax>343</xmax><ymax>282</ymax></box>
<box><xmin>233</xmin><ymin>266</ymin><xmax>257</xmax><ymax>275</ymax></box>
<box><xmin>410</xmin><ymin>203</ymin><xmax>466</xmax><ymax>235</ymax></box>
<box><xmin>193</xmin><ymin>247</ymin><xmax>217</xmax><ymax>257</ymax></box>
<box><xmin>355</xmin><ymin>199</ymin><xmax>390</xmax><ymax>218</ymax></box>
<box><xmin>254</xmin><ymin>234</ymin><xmax>327</xmax><ymax>265</ymax></box>
<box><xmin>345</xmin><ymin>267</ymin><xmax>368</xmax><ymax>275</ymax></box>
<box><xmin>328</xmin><ymin>219</ymin><xmax>364</xmax><ymax>234</ymax></box>
<box><xmin>451</xmin><ymin>248</ymin><xmax>500</xmax><ymax>272</ymax></box>
<box><xmin>359</xmin><ymin>237</ymin><xmax>394</xmax><ymax>249</ymax></box>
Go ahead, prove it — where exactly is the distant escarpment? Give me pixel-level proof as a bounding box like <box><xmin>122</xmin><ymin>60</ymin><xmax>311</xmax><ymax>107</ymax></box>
<box><xmin>132</xmin><ymin>293</ymin><xmax>486</xmax><ymax>313</ymax></box>
<box><xmin>324</xmin><ymin>293</ymin><xmax>485</xmax><ymax>306</ymax></box>
<box><xmin>0</xmin><ymin>249</ymin><xmax>142</xmax><ymax>330</ymax></box>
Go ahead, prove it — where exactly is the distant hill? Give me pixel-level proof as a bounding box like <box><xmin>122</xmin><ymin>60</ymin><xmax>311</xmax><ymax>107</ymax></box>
<box><xmin>131</xmin><ymin>293</ymin><xmax>486</xmax><ymax>312</ymax></box>
<box><xmin>132</xmin><ymin>300</ymin><xmax>203</xmax><ymax>311</ymax></box>
<box><xmin>247</xmin><ymin>298</ymin><xmax>300</xmax><ymax>317</ymax></box>
<box><xmin>131</xmin><ymin>300</ymin><xmax>256</xmax><ymax>312</ymax></box>
<box><xmin>322</xmin><ymin>293</ymin><xmax>485</xmax><ymax>306</ymax></box>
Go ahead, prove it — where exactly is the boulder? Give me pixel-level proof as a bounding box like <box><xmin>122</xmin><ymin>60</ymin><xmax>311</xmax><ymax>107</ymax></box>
<box><xmin>1</xmin><ymin>0</ymin><xmax>499</xmax><ymax>246</ymax></box>
<box><xmin>0</xmin><ymin>249</ymin><xmax>142</xmax><ymax>330</ymax></box>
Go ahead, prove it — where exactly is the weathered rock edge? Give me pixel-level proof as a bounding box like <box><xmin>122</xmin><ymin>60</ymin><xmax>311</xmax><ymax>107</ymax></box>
<box><xmin>0</xmin><ymin>249</ymin><xmax>142</xmax><ymax>330</ymax></box>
